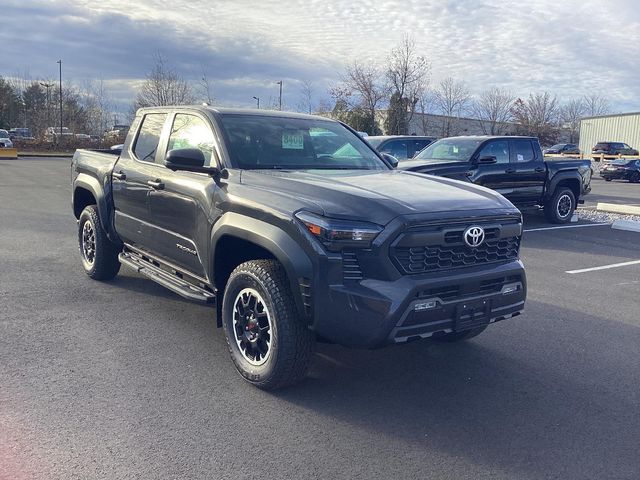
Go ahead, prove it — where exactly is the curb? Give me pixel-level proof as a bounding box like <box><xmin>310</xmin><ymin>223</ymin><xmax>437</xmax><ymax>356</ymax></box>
<box><xmin>612</xmin><ymin>219</ymin><xmax>640</xmax><ymax>233</ymax></box>
<box><xmin>596</xmin><ymin>202</ymin><xmax>640</xmax><ymax>216</ymax></box>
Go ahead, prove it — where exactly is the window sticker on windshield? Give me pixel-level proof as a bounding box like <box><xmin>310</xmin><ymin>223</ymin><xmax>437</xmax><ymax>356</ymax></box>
<box><xmin>282</xmin><ymin>130</ymin><xmax>304</xmax><ymax>149</ymax></box>
<box><xmin>517</xmin><ymin>154</ymin><xmax>524</xmax><ymax>161</ymax></box>
<box><xmin>453</xmin><ymin>146</ymin><xmax>459</xmax><ymax>153</ymax></box>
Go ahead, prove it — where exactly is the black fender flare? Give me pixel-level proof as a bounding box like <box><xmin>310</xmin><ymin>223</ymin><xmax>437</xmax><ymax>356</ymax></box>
<box><xmin>73</xmin><ymin>174</ymin><xmax>120</xmax><ymax>243</ymax></box>
<box><xmin>544</xmin><ymin>172</ymin><xmax>582</xmax><ymax>202</ymax></box>
<box><xmin>210</xmin><ymin>212</ymin><xmax>314</xmax><ymax>323</ymax></box>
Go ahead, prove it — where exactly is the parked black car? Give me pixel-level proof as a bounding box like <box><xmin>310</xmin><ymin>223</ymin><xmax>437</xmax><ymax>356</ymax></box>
<box><xmin>366</xmin><ymin>135</ymin><xmax>437</xmax><ymax>161</ymax></box>
<box><xmin>71</xmin><ymin>107</ymin><xmax>527</xmax><ymax>389</ymax></box>
<box><xmin>543</xmin><ymin>143</ymin><xmax>580</xmax><ymax>155</ymax></box>
<box><xmin>398</xmin><ymin>136</ymin><xmax>592</xmax><ymax>223</ymax></box>
<box><xmin>600</xmin><ymin>159</ymin><xmax>640</xmax><ymax>182</ymax></box>
<box><xmin>592</xmin><ymin>142</ymin><xmax>639</xmax><ymax>156</ymax></box>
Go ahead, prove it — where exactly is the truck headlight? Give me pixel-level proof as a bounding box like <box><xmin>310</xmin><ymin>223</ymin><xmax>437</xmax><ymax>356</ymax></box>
<box><xmin>295</xmin><ymin>211</ymin><xmax>383</xmax><ymax>251</ymax></box>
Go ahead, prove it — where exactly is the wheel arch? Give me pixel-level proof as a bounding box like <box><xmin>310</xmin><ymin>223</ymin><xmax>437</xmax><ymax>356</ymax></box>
<box><xmin>211</xmin><ymin>213</ymin><xmax>314</xmax><ymax>326</ymax></box>
<box><xmin>546</xmin><ymin>173</ymin><xmax>581</xmax><ymax>201</ymax></box>
<box><xmin>73</xmin><ymin>174</ymin><xmax>120</xmax><ymax>244</ymax></box>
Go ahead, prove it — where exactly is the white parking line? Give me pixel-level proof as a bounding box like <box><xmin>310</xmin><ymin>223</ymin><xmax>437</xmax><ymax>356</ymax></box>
<box><xmin>566</xmin><ymin>260</ymin><xmax>640</xmax><ymax>274</ymax></box>
<box><xmin>523</xmin><ymin>223</ymin><xmax>610</xmax><ymax>232</ymax></box>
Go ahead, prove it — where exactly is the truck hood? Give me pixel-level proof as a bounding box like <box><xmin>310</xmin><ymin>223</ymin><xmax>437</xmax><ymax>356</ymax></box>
<box><xmin>239</xmin><ymin>169</ymin><xmax>515</xmax><ymax>225</ymax></box>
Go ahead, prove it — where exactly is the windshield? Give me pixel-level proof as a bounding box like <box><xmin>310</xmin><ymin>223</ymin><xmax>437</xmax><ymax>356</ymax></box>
<box><xmin>549</xmin><ymin>144</ymin><xmax>564</xmax><ymax>149</ymax></box>
<box><xmin>414</xmin><ymin>138</ymin><xmax>483</xmax><ymax>162</ymax></box>
<box><xmin>219</xmin><ymin>115</ymin><xmax>388</xmax><ymax>170</ymax></box>
<box><xmin>0</xmin><ymin>131</ymin><xmax>8</xmax><ymax>138</ymax></box>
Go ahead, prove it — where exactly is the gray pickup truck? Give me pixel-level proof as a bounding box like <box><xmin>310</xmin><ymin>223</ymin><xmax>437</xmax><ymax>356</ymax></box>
<box><xmin>71</xmin><ymin>106</ymin><xmax>527</xmax><ymax>389</ymax></box>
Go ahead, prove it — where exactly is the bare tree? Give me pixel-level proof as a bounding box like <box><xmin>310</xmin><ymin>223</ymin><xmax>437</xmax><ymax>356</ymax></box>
<box><xmin>386</xmin><ymin>34</ymin><xmax>429</xmax><ymax>133</ymax></box>
<box><xmin>297</xmin><ymin>80</ymin><xmax>314</xmax><ymax>114</ymax></box>
<box><xmin>583</xmin><ymin>94</ymin><xmax>610</xmax><ymax>117</ymax></box>
<box><xmin>511</xmin><ymin>92</ymin><xmax>560</xmax><ymax>145</ymax></box>
<box><xmin>560</xmin><ymin>98</ymin><xmax>585</xmax><ymax>143</ymax></box>
<box><xmin>133</xmin><ymin>53</ymin><xmax>194</xmax><ymax>110</ymax></box>
<box><xmin>197</xmin><ymin>66</ymin><xmax>214</xmax><ymax>104</ymax></box>
<box><xmin>415</xmin><ymin>89</ymin><xmax>436</xmax><ymax>135</ymax></box>
<box><xmin>343</xmin><ymin>61</ymin><xmax>388</xmax><ymax>133</ymax></box>
<box><xmin>81</xmin><ymin>79</ymin><xmax>113</xmax><ymax>137</ymax></box>
<box><xmin>472</xmin><ymin>87</ymin><xmax>515</xmax><ymax>135</ymax></box>
<box><xmin>434</xmin><ymin>77</ymin><xmax>470</xmax><ymax>136</ymax></box>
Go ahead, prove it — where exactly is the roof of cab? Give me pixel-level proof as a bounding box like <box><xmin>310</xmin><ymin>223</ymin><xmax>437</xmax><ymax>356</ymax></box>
<box><xmin>136</xmin><ymin>105</ymin><xmax>336</xmax><ymax>122</ymax></box>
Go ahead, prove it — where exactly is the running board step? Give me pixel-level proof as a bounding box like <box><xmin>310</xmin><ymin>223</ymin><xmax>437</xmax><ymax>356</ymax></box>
<box><xmin>118</xmin><ymin>252</ymin><xmax>216</xmax><ymax>304</ymax></box>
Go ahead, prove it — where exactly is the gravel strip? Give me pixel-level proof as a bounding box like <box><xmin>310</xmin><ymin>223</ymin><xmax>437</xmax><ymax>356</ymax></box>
<box><xmin>577</xmin><ymin>208</ymin><xmax>640</xmax><ymax>223</ymax></box>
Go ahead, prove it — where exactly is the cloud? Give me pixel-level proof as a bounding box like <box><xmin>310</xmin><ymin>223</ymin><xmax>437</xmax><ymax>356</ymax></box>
<box><xmin>1</xmin><ymin>0</ymin><xmax>639</xmax><ymax>112</ymax></box>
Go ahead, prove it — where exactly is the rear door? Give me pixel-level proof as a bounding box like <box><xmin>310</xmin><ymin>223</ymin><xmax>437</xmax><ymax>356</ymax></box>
<box><xmin>112</xmin><ymin>112</ymin><xmax>169</xmax><ymax>248</ymax></box>
<box><xmin>146</xmin><ymin>111</ymin><xmax>221</xmax><ymax>278</ymax></box>
<box><xmin>507</xmin><ymin>138</ymin><xmax>547</xmax><ymax>206</ymax></box>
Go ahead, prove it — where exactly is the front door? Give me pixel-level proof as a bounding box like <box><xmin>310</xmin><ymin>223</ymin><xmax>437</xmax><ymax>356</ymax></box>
<box><xmin>146</xmin><ymin>112</ymin><xmax>221</xmax><ymax>278</ymax></box>
<box><xmin>468</xmin><ymin>139</ymin><xmax>516</xmax><ymax>201</ymax></box>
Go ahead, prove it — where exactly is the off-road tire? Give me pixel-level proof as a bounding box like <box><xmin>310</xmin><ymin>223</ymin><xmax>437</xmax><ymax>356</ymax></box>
<box><xmin>222</xmin><ymin>260</ymin><xmax>314</xmax><ymax>390</ymax></box>
<box><xmin>433</xmin><ymin>325</ymin><xmax>488</xmax><ymax>343</ymax></box>
<box><xmin>78</xmin><ymin>205</ymin><xmax>121</xmax><ymax>280</ymax></box>
<box><xmin>544</xmin><ymin>187</ymin><xmax>576</xmax><ymax>224</ymax></box>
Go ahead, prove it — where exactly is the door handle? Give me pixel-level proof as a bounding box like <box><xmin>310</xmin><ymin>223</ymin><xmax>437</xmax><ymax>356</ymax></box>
<box><xmin>112</xmin><ymin>171</ymin><xmax>126</xmax><ymax>180</ymax></box>
<box><xmin>505</xmin><ymin>168</ymin><xmax>516</xmax><ymax>174</ymax></box>
<box><xmin>534</xmin><ymin>167</ymin><xmax>545</xmax><ymax>173</ymax></box>
<box><xmin>147</xmin><ymin>179</ymin><xmax>165</xmax><ymax>190</ymax></box>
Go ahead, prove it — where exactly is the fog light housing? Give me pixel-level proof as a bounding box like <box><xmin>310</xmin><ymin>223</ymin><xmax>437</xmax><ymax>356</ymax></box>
<box><xmin>501</xmin><ymin>283</ymin><xmax>520</xmax><ymax>295</ymax></box>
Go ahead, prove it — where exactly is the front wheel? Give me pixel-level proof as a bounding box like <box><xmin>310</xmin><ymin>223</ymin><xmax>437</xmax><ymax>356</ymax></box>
<box><xmin>629</xmin><ymin>172</ymin><xmax>640</xmax><ymax>183</ymax></box>
<box><xmin>222</xmin><ymin>260</ymin><xmax>314</xmax><ymax>390</ymax></box>
<box><xmin>78</xmin><ymin>205</ymin><xmax>121</xmax><ymax>280</ymax></box>
<box><xmin>544</xmin><ymin>187</ymin><xmax>576</xmax><ymax>224</ymax></box>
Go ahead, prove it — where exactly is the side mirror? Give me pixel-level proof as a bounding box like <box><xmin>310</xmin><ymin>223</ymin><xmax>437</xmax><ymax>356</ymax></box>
<box><xmin>477</xmin><ymin>155</ymin><xmax>497</xmax><ymax>164</ymax></box>
<box><xmin>381</xmin><ymin>153</ymin><xmax>399</xmax><ymax>168</ymax></box>
<box><xmin>165</xmin><ymin>148</ymin><xmax>206</xmax><ymax>169</ymax></box>
<box><xmin>165</xmin><ymin>148</ymin><xmax>225</xmax><ymax>178</ymax></box>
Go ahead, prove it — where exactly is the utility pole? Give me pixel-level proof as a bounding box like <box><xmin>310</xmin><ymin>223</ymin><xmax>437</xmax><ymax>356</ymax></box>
<box><xmin>40</xmin><ymin>82</ymin><xmax>54</xmax><ymax>134</ymax></box>
<box><xmin>276</xmin><ymin>81</ymin><xmax>283</xmax><ymax>111</ymax></box>
<box><xmin>252</xmin><ymin>96</ymin><xmax>260</xmax><ymax>109</ymax></box>
<box><xmin>57</xmin><ymin>60</ymin><xmax>63</xmax><ymax>146</ymax></box>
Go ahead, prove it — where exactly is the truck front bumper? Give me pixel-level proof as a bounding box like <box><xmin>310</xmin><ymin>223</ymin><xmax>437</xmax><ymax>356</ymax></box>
<box><xmin>312</xmin><ymin>260</ymin><xmax>526</xmax><ymax>348</ymax></box>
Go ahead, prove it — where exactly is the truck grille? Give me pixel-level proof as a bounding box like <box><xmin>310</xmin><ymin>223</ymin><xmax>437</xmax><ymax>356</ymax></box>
<box><xmin>391</xmin><ymin>219</ymin><xmax>521</xmax><ymax>274</ymax></box>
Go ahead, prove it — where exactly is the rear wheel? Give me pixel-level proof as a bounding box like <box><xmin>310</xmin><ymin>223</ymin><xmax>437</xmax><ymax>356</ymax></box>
<box><xmin>78</xmin><ymin>205</ymin><xmax>121</xmax><ymax>280</ymax></box>
<box><xmin>222</xmin><ymin>259</ymin><xmax>314</xmax><ymax>390</ymax></box>
<box><xmin>433</xmin><ymin>326</ymin><xmax>488</xmax><ymax>343</ymax></box>
<box><xmin>544</xmin><ymin>187</ymin><xmax>575</xmax><ymax>224</ymax></box>
<box><xmin>604</xmin><ymin>177</ymin><xmax>612</xmax><ymax>182</ymax></box>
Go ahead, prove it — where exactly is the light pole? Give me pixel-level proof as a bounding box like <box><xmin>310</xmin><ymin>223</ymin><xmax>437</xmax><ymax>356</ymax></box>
<box><xmin>40</xmin><ymin>82</ymin><xmax>54</xmax><ymax>133</ymax></box>
<box><xmin>252</xmin><ymin>96</ymin><xmax>260</xmax><ymax>109</ymax></box>
<box><xmin>276</xmin><ymin>81</ymin><xmax>282</xmax><ymax>111</ymax></box>
<box><xmin>57</xmin><ymin>60</ymin><xmax>63</xmax><ymax>146</ymax></box>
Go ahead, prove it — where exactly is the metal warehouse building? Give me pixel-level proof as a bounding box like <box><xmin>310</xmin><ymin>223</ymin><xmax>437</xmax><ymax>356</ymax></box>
<box><xmin>579</xmin><ymin>112</ymin><xmax>640</xmax><ymax>156</ymax></box>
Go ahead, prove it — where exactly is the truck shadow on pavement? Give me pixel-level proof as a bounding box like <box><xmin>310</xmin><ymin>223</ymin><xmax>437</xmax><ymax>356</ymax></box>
<box><xmin>273</xmin><ymin>298</ymin><xmax>639</xmax><ymax>479</ymax></box>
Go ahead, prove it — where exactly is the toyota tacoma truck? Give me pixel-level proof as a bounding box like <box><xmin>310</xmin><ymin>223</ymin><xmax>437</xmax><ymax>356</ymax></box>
<box><xmin>71</xmin><ymin>107</ymin><xmax>527</xmax><ymax>389</ymax></box>
<box><xmin>399</xmin><ymin>136</ymin><xmax>592</xmax><ymax>223</ymax></box>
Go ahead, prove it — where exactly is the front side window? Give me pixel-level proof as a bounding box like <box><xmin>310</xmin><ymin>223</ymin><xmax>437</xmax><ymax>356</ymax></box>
<box><xmin>167</xmin><ymin>114</ymin><xmax>216</xmax><ymax>166</ymax></box>
<box><xmin>478</xmin><ymin>140</ymin><xmax>510</xmax><ymax>163</ymax></box>
<box><xmin>511</xmin><ymin>139</ymin><xmax>535</xmax><ymax>162</ymax></box>
<box><xmin>415</xmin><ymin>138</ymin><xmax>484</xmax><ymax>163</ymax></box>
<box><xmin>218</xmin><ymin>115</ymin><xmax>387</xmax><ymax>170</ymax></box>
<box><xmin>133</xmin><ymin>113</ymin><xmax>167</xmax><ymax>162</ymax></box>
<box><xmin>380</xmin><ymin>140</ymin><xmax>409</xmax><ymax>160</ymax></box>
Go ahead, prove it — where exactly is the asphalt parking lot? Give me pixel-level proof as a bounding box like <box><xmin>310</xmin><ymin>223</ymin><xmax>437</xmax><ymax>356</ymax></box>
<box><xmin>2</xmin><ymin>158</ymin><xmax>639</xmax><ymax>480</ymax></box>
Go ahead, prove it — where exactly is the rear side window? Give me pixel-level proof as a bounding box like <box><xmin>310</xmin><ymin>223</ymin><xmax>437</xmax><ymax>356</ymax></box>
<box><xmin>512</xmin><ymin>139</ymin><xmax>535</xmax><ymax>162</ymax></box>
<box><xmin>133</xmin><ymin>113</ymin><xmax>167</xmax><ymax>162</ymax></box>
<box><xmin>167</xmin><ymin>114</ymin><xmax>216</xmax><ymax>166</ymax></box>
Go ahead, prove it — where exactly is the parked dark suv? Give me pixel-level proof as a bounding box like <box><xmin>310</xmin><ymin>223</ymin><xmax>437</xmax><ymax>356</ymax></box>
<box><xmin>592</xmin><ymin>142</ymin><xmax>638</xmax><ymax>156</ymax></box>
<box><xmin>600</xmin><ymin>159</ymin><xmax>640</xmax><ymax>183</ymax></box>
<box><xmin>543</xmin><ymin>143</ymin><xmax>580</xmax><ymax>155</ymax></box>
<box><xmin>366</xmin><ymin>135</ymin><xmax>437</xmax><ymax>161</ymax></box>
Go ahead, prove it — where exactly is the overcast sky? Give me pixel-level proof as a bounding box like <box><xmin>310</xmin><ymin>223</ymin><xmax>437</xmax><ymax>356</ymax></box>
<box><xmin>2</xmin><ymin>0</ymin><xmax>639</xmax><ymax>116</ymax></box>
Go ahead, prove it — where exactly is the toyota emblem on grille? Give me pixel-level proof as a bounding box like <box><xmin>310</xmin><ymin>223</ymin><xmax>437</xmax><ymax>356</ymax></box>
<box><xmin>463</xmin><ymin>225</ymin><xmax>485</xmax><ymax>247</ymax></box>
